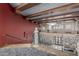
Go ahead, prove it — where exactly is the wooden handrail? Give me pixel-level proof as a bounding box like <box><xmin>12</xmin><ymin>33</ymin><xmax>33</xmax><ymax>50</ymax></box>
<box><xmin>5</xmin><ymin>34</ymin><xmax>23</xmax><ymax>40</ymax></box>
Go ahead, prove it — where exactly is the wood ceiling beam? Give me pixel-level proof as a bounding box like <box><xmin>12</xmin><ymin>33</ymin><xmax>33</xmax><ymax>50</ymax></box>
<box><xmin>34</xmin><ymin>16</ymin><xmax>79</xmax><ymax>22</ymax></box>
<box><xmin>16</xmin><ymin>3</ymin><xmax>40</xmax><ymax>13</ymax></box>
<box><xmin>38</xmin><ymin>17</ymin><xmax>79</xmax><ymax>23</ymax></box>
<box><xmin>31</xmin><ymin>12</ymin><xmax>79</xmax><ymax>23</ymax></box>
<box><xmin>27</xmin><ymin>3</ymin><xmax>79</xmax><ymax>18</ymax></box>
<box><xmin>31</xmin><ymin>11</ymin><xmax>79</xmax><ymax>20</ymax></box>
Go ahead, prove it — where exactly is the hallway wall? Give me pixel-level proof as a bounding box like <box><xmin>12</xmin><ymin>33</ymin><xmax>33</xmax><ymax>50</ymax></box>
<box><xmin>0</xmin><ymin>3</ymin><xmax>37</xmax><ymax>46</ymax></box>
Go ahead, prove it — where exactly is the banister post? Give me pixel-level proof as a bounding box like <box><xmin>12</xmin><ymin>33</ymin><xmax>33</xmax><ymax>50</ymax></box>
<box><xmin>33</xmin><ymin>27</ymin><xmax>39</xmax><ymax>45</ymax></box>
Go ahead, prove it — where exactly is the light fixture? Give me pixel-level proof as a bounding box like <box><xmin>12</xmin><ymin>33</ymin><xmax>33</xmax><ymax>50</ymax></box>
<box><xmin>47</xmin><ymin>23</ymin><xmax>56</xmax><ymax>26</ymax></box>
<box><xmin>42</xmin><ymin>19</ymin><xmax>46</xmax><ymax>20</ymax></box>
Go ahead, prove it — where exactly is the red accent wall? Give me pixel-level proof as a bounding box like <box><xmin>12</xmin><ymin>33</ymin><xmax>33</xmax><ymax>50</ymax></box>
<box><xmin>0</xmin><ymin>3</ymin><xmax>37</xmax><ymax>46</ymax></box>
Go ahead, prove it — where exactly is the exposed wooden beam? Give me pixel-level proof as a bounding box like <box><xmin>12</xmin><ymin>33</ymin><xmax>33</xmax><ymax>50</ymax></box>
<box><xmin>35</xmin><ymin>16</ymin><xmax>79</xmax><ymax>22</ymax></box>
<box><xmin>27</xmin><ymin>3</ymin><xmax>79</xmax><ymax>18</ymax></box>
<box><xmin>39</xmin><ymin>17</ymin><xmax>79</xmax><ymax>23</ymax></box>
<box><xmin>31</xmin><ymin>11</ymin><xmax>79</xmax><ymax>20</ymax></box>
<box><xmin>16</xmin><ymin>3</ymin><xmax>40</xmax><ymax>13</ymax></box>
<box><xmin>32</xmin><ymin>12</ymin><xmax>79</xmax><ymax>23</ymax></box>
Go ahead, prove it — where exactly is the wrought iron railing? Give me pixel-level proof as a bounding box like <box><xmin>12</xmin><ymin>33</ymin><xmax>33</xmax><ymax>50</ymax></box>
<box><xmin>39</xmin><ymin>32</ymin><xmax>79</xmax><ymax>54</ymax></box>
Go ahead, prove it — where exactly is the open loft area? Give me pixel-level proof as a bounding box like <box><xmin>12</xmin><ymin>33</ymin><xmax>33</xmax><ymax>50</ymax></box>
<box><xmin>0</xmin><ymin>3</ymin><xmax>79</xmax><ymax>56</ymax></box>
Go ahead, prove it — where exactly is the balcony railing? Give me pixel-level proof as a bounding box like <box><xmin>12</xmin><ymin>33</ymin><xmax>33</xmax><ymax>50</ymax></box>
<box><xmin>39</xmin><ymin>32</ymin><xmax>79</xmax><ymax>55</ymax></box>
